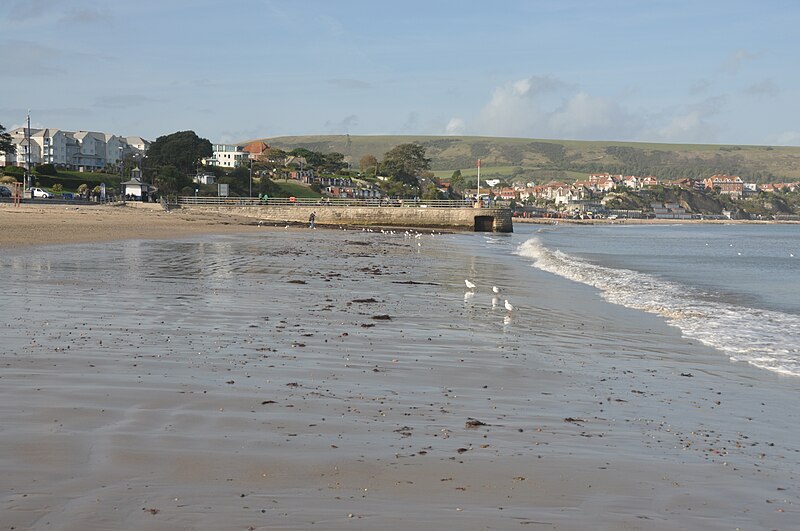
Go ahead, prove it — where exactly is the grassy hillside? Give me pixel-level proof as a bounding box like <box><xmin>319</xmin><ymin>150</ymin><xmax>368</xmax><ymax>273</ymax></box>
<box><xmin>247</xmin><ymin>135</ymin><xmax>800</xmax><ymax>183</ymax></box>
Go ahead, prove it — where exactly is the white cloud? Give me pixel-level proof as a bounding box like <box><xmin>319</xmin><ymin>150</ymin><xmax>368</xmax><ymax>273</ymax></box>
<box><xmin>654</xmin><ymin>97</ymin><xmax>726</xmax><ymax>143</ymax></box>
<box><xmin>444</xmin><ymin>117</ymin><xmax>465</xmax><ymax>135</ymax></box>
<box><xmin>474</xmin><ymin>76</ymin><xmax>639</xmax><ymax>140</ymax></box>
<box><xmin>476</xmin><ymin>80</ymin><xmax>545</xmax><ymax>136</ymax></box>
<box><xmin>547</xmin><ymin>92</ymin><xmax>634</xmax><ymax>139</ymax></box>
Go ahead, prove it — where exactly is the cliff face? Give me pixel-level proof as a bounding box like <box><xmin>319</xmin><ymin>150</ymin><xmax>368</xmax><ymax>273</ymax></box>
<box><xmin>664</xmin><ymin>189</ymin><xmax>725</xmax><ymax>214</ymax></box>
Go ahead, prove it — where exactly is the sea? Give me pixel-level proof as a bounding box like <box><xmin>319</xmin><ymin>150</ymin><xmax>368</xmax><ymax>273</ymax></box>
<box><xmin>509</xmin><ymin>222</ymin><xmax>800</xmax><ymax>377</ymax></box>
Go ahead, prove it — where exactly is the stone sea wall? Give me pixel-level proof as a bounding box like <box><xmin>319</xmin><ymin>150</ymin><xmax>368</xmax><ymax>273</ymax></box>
<box><xmin>186</xmin><ymin>205</ymin><xmax>513</xmax><ymax>232</ymax></box>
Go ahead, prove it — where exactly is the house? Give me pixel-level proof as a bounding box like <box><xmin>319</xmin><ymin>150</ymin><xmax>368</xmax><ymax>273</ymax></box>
<box><xmin>194</xmin><ymin>171</ymin><xmax>216</xmax><ymax>185</ymax></box>
<box><xmin>71</xmin><ymin>131</ymin><xmax>109</xmax><ymax>170</ymax></box>
<box><xmin>241</xmin><ymin>141</ymin><xmax>269</xmax><ymax>160</ymax></box>
<box><xmin>703</xmin><ymin>174</ymin><xmax>744</xmax><ymax>198</ymax></box>
<box><xmin>498</xmin><ymin>187</ymin><xmax>517</xmax><ymax>200</ymax></box>
<box><xmin>623</xmin><ymin>175</ymin><xmax>639</xmax><ymax>189</ymax></box>
<box><xmin>640</xmin><ymin>176</ymin><xmax>658</xmax><ymax>188</ymax></box>
<box><xmin>0</xmin><ymin>135</ymin><xmax>37</xmax><ymax>167</ymax></box>
<box><xmin>30</xmin><ymin>128</ymin><xmax>70</xmax><ymax>166</ymax></box>
<box><xmin>125</xmin><ymin>136</ymin><xmax>151</xmax><ymax>155</ymax></box>
<box><xmin>669</xmin><ymin>178</ymin><xmax>704</xmax><ymax>191</ymax></box>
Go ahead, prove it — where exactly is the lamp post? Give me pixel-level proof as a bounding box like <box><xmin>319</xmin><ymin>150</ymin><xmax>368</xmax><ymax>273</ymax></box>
<box><xmin>249</xmin><ymin>158</ymin><xmax>253</xmax><ymax>198</ymax></box>
<box><xmin>118</xmin><ymin>145</ymin><xmax>124</xmax><ymax>200</ymax></box>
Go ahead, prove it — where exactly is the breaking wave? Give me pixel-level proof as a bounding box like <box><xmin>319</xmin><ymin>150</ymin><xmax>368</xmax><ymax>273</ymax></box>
<box><xmin>516</xmin><ymin>236</ymin><xmax>800</xmax><ymax>377</ymax></box>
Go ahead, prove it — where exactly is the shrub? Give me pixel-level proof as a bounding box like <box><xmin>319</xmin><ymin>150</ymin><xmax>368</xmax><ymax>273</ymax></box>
<box><xmin>51</xmin><ymin>183</ymin><xmax>64</xmax><ymax>193</ymax></box>
<box><xmin>3</xmin><ymin>165</ymin><xmax>25</xmax><ymax>178</ymax></box>
<box><xmin>35</xmin><ymin>163</ymin><xmax>58</xmax><ymax>176</ymax></box>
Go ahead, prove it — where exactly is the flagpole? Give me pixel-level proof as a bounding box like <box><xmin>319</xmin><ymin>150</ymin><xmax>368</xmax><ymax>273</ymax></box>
<box><xmin>477</xmin><ymin>158</ymin><xmax>481</xmax><ymax>206</ymax></box>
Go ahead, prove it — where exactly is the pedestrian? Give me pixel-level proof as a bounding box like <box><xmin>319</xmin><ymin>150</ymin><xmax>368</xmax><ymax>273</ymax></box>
<box><xmin>309</xmin><ymin>211</ymin><xmax>316</xmax><ymax>229</ymax></box>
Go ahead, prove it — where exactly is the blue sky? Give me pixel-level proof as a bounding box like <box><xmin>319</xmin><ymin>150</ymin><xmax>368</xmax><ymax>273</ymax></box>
<box><xmin>2</xmin><ymin>0</ymin><xmax>799</xmax><ymax>146</ymax></box>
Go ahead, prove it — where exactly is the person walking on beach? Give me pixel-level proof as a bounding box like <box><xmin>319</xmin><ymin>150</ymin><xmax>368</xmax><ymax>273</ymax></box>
<box><xmin>309</xmin><ymin>211</ymin><xmax>316</xmax><ymax>229</ymax></box>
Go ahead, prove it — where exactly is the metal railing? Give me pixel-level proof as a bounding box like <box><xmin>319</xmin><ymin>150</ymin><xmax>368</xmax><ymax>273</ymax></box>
<box><xmin>177</xmin><ymin>196</ymin><xmax>475</xmax><ymax>208</ymax></box>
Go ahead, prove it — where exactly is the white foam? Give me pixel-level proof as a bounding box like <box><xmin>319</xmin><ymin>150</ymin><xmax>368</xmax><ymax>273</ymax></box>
<box><xmin>516</xmin><ymin>237</ymin><xmax>800</xmax><ymax>377</ymax></box>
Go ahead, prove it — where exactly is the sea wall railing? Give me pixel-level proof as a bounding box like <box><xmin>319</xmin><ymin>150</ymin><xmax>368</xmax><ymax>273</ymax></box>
<box><xmin>176</xmin><ymin>196</ymin><xmax>475</xmax><ymax>208</ymax></box>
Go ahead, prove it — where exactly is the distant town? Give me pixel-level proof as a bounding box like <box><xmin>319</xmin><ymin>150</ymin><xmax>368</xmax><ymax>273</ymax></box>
<box><xmin>2</xmin><ymin>124</ymin><xmax>799</xmax><ymax>220</ymax></box>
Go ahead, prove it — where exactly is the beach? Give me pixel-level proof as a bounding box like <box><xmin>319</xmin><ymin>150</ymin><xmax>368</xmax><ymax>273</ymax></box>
<box><xmin>0</xmin><ymin>204</ymin><xmax>264</xmax><ymax>248</ymax></box>
<box><xmin>1</xmin><ymin>206</ymin><xmax>798</xmax><ymax>530</ymax></box>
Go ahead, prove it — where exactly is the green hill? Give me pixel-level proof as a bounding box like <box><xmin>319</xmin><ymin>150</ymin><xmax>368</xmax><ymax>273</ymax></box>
<box><xmin>246</xmin><ymin>135</ymin><xmax>800</xmax><ymax>184</ymax></box>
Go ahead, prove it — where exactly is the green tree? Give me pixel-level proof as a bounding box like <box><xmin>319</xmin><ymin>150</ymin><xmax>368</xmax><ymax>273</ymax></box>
<box><xmin>288</xmin><ymin>148</ymin><xmax>324</xmax><ymax>168</ymax></box>
<box><xmin>154</xmin><ymin>165</ymin><xmax>190</xmax><ymax>196</ymax></box>
<box><xmin>0</xmin><ymin>123</ymin><xmax>14</xmax><ymax>156</ymax></box>
<box><xmin>147</xmin><ymin>131</ymin><xmax>212</xmax><ymax>175</ymax></box>
<box><xmin>450</xmin><ymin>169</ymin><xmax>465</xmax><ymax>196</ymax></box>
<box><xmin>359</xmin><ymin>154</ymin><xmax>378</xmax><ymax>176</ymax></box>
<box><xmin>381</xmin><ymin>143</ymin><xmax>431</xmax><ymax>193</ymax></box>
<box><xmin>320</xmin><ymin>152</ymin><xmax>346</xmax><ymax>174</ymax></box>
<box><xmin>35</xmin><ymin>163</ymin><xmax>58</xmax><ymax>176</ymax></box>
<box><xmin>421</xmin><ymin>182</ymin><xmax>440</xmax><ymax>200</ymax></box>
<box><xmin>218</xmin><ymin>167</ymin><xmax>250</xmax><ymax>196</ymax></box>
<box><xmin>51</xmin><ymin>183</ymin><xmax>63</xmax><ymax>194</ymax></box>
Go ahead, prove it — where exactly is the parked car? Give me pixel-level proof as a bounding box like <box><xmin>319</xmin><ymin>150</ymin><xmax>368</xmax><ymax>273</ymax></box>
<box><xmin>27</xmin><ymin>187</ymin><xmax>53</xmax><ymax>198</ymax></box>
<box><xmin>0</xmin><ymin>185</ymin><xmax>12</xmax><ymax>197</ymax></box>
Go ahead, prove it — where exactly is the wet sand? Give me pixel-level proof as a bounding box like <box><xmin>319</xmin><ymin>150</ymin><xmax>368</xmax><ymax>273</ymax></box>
<box><xmin>1</xmin><ymin>212</ymin><xmax>798</xmax><ymax>530</ymax></box>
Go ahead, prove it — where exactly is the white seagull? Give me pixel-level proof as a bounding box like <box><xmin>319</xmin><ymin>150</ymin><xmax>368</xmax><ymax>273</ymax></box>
<box><xmin>504</xmin><ymin>300</ymin><xmax>514</xmax><ymax>312</ymax></box>
<box><xmin>492</xmin><ymin>286</ymin><xmax>500</xmax><ymax>294</ymax></box>
<box><xmin>464</xmin><ymin>279</ymin><xmax>476</xmax><ymax>290</ymax></box>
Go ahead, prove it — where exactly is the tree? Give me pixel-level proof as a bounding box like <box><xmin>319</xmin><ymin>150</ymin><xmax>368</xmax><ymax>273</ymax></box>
<box><xmin>288</xmin><ymin>148</ymin><xmax>324</xmax><ymax>168</ymax></box>
<box><xmin>421</xmin><ymin>182</ymin><xmax>441</xmax><ymax>200</ymax></box>
<box><xmin>0</xmin><ymin>123</ymin><xmax>14</xmax><ymax>156</ymax></box>
<box><xmin>154</xmin><ymin>165</ymin><xmax>190</xmax><ymax>196</ymax></box>
<box><xmin>450</xmin><ymin>169</ymin><xmax>465</xmax><ymax>196</ymax></box>
<box><xmin>146</xmin><ymin>131</ymin><xmax>212</xmax><ymax>175</ymax></box>
<box><xmin>359</xmin><ymin>154</ymin><xmax>378</xmax><ymax>176</ymax></box>
<box><xmin>35</xmin><ymin>163</ymin><xmax>58</xmax><ymax>176</ymax></box>
<box><xmin>320</xmin><ymin>152</ymin><xmax>346</xmax><ymax>174</ymax></box>
<box><xmin>217</xmin><ymin>167</ymin><xmax>250</xmax><ymax>196</ymax></box>
<box><xmin>381</xmin><ymin>143</ymin><xmax>431</xmax><ymax>193</ymax></box>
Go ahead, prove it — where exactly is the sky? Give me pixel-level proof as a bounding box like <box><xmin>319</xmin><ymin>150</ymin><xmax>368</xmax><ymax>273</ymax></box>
<box><xmin>2</xmin><ymin>0</ymin><xmax>799</xmax><ymax>146</ymax></box>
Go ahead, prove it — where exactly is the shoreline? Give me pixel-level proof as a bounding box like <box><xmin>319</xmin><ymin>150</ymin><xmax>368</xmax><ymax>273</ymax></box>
<box><xmin>514</xmin><ymin>216</ymin><xmax>799</xmax><ymax>225</ymax></box>
<box><xmin>2</xmin><ymin>203</ymin><xmax>797</xmax><ymax>250</ymax></box>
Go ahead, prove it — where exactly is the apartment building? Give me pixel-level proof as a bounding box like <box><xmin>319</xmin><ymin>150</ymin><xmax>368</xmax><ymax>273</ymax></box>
<box><xmin>1</xmin><ymin>126</ymin><xmax>148</xmax><ymax>170</ymax></box>
<box><xmin>203</xmin><ymin>144</ymin><xmax>249</xmax><ymax>168</ymax></box>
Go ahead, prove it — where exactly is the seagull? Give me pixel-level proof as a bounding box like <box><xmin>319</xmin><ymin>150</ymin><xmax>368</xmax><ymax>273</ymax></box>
<box><xmin>492</xmin><ymin>297</ymin><xmax>499</xmax><ymax>309</ymax></box>
<box><xmin>504</xmin><ymin>300</ymin><xmax>514</xmax><ymax>312</ymax></box>
<box><xmin>492</xmin><ymin>286</ymin><xmax>500</xmax><ymax>294</ymax></box>
<box><xmin>464</xmin><ymin>279</ymin><xmax>476</xmax><ymax>290</ymax></box>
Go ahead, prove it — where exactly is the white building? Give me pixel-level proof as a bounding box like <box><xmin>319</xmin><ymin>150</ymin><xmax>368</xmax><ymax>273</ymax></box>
<box><xmin>1</xmin><ymin>126</ymin><xmax>149</xmax><ymax>170</ymax></box>
<box><xmin>203</xmin><ymin>144</ymin><xmax>249</xmax><ymax>168</ymax></box>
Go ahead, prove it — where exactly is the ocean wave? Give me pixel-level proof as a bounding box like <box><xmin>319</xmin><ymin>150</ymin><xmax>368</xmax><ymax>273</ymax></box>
<box><xmin>516</xmin><ymin>237</ymin><xmax>800</xmax><ymax>377</ymax></box>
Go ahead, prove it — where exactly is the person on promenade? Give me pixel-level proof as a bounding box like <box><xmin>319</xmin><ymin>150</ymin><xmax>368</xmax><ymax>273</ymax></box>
<box><xmin>309</xmin><ymin>211</ymin><xmax>316</xmax><ymax>229</ymax></box>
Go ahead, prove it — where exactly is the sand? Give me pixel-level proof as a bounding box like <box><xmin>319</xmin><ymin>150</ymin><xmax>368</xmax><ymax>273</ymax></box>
<box><xmin>0</xmin><ymin>203</ymin><xmax>263</xmax><ymax>248</ymax></box>
<box><xmin>1</xmin><ymin>207</ymin><xmax>798</xmax><ymax>530</ymax></box>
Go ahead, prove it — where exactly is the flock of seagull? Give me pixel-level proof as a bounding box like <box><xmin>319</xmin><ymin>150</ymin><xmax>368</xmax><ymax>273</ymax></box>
<box><xmin>464</xmin><ymin>279</ymin><xmax>514</xmax><ymax>313</ymax></box>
